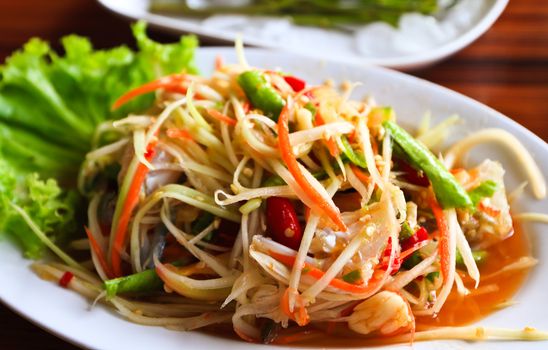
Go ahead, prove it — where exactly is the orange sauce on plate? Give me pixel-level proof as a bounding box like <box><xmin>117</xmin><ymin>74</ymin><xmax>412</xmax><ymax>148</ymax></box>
<box><xmin>417</xmin><ymin>222</ymin><xmax>531</xmax><ymax>328</ymax></box>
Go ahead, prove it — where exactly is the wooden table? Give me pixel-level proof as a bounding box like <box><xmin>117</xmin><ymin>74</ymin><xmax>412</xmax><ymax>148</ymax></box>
<box><xmin>0</xmin><ymin>1</ymin><xmax>546</xmax><ymax>349</ymax></box>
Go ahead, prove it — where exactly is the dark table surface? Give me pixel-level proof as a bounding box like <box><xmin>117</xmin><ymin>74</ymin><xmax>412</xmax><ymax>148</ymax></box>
<box><xmin>1</xmin><ymin>0</ymin><xmax>547</xmax><ymax>349</ymax></box>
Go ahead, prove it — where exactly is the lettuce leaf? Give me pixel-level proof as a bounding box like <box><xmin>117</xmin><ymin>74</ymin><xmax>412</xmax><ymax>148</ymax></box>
<box><xmin>0</xmin><ymin>22</ymin><xmax>198</xmax><ymax>258</ymax></box>
<box><xmin>0</xmin><ymin>160</ymin><xmax>80</xmax><ymax>259</ymax></box>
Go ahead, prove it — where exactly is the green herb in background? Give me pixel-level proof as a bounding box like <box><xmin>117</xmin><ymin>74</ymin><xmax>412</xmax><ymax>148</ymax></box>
<box><xmin>150</xmin><ymin>0</ymin><xmax>439</xmax><ymax>28</ymax></box>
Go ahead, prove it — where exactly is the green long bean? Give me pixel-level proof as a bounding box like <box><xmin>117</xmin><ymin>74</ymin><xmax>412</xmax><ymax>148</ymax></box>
<box><xmin>383</xmin><ymin>120</ymin><xmax>472</xmax><ymax>209</ymax></box>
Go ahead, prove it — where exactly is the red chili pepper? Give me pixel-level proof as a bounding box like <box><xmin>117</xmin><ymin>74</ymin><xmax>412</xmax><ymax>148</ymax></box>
<box><xmin>59</xmin><ymin>271</ymin><xmax>74</xmax><ymax>288</ymax></box>
<box><xmin>283</xmin><ymin>76</ymin><xmax>306</xmax><ymax>92</ymax></box>
<box><xmin>241</xmin><ymin>101</ymin><xmax>251</xmax><ymax>114</ymax></box>
<box><xmin>378</xmin><ymin>237</ymin><xmax>402</xmax><ymax>275</ymax></box>
<box><xmin>378</xmin><ymin>228</ymin><xmax>430</xmax><ymax>275</ymax></box>
<box><xmin>266</xmin><ymin>197</ymin><xmax>303</xmax><ymax>250</ymax></box>
<box><xmin>304</xmin><ymin>90</ymin><xmax>315</xmax><ymax>99</ymax></box>
<box><xmin>84</xmin><ymin>226</ymin><xmax>114</xmax><ymax>279</ymax></box>
<box><xmin>398</xmin><ymin>160</ymin><xmax>429</xmax><ymax>187</ymax></box>
<box><xmin>401</xmin><ymin>227</ymin><xmax>429</xmax><ymax>251</ymax></box>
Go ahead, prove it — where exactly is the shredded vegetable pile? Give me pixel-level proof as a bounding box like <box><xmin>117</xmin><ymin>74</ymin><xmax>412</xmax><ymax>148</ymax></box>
<box><xmin>7</xmin><ymin>38</ymin><xmax>548</xmax><ymax>345</ymax></box>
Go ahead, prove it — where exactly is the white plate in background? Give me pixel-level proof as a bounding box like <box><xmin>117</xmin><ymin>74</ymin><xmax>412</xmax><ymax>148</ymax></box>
<box><xmin>0</xmin><ymin>48</ymin><xmax>546</xmax><ymax>350</ymax></box>
<box><xmin>97</xmin><ymin>0</ymin><xmax>508</xmax><ymax>70</ymax></box>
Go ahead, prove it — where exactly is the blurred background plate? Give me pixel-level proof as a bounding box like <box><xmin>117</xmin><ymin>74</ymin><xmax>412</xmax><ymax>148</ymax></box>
<box><xmin>97</xmin><ymin>0</ymin><xmax>508</xmax><ymax>70</ymax></box>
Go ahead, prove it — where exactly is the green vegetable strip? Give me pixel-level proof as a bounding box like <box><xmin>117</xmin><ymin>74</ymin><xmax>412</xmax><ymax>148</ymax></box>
<box><xmin>262</xmin><ymin>175</ymin><xmax>287</xmax><ymax>187</ymax></box>
<box><xmin>456</xmin><ymin>250</ymin><xmax>487</xmax><ymax>267</ymax></box>
<box><xmin>404</xmin><ymin>249</ymin><xmax>487</xmax><ymax>271</ymax></box>
<box><xmin>237</xmin><ymin>71</ymin><xmax>285</xmax><ymax>120</ymax></box>
<box><xmin>104</xmin><ymin>268</ymin><xmax>163</xmax><ymax>298</ymax></box>
<box><xmin>104</xmin><ymin>258</ymin><xmax>194</xmax><ymax>298</ymax></box>
<box><xmin>402</xmin><ymin>251</ymin><xmax>422</xmax><ymax>270</ymax></box>
<box><xmin>468</xmin><ymin>180</ymin><xmax>498</xmax><ymax>207</ymax></box>
<box><xmin>342</xmin><ymin>269</ymin><xmax>362</xmax><ymax>284</ymax></box>
<box><xmin>340</xmin><ymin>136</ymin><xmax>367</xmax><ymax>168</ymax></box>
<box><xmin>239</xmin><ymin>198</ymin><xmax>262</xmax><ymax>215</ymax></box>
<box><xmin>399</xmin><ymin>222</ymin><xmax>414</xmax><ymax>241</ymax></box>
<box><xmin>191</xmin><ymin>211</ymin><xmax>216</xmax><ymax>242</ymax></box>
<box><xmin>426</xmin><ymin>271</ymin><xmax>439</xmax><ymax>282</ymax></box>
<box><xmin>383</xmin><ymin>120</ymin><xmax>472</xmax><ymax>209</ymax></box>
<box><xmin>304</xmin><ymin>102</ymin><xmax>317</xmax><ymax>117</ymax></box>
<box><xmin>191</xmin><ymin>212</ymin><xmax>215</xmax><ymax>235</ymax></box>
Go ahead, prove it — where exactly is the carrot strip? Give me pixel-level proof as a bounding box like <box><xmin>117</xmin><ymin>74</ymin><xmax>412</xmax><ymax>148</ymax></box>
<box><xmin>314</xmin><ymin>111</ymin><xmax>339</xmax><ymax>157</ymax></box>
<box><xmin>280</xmin><ymin>288</ymin><xmax>309</xmax><ymax>326</ymax></box>
<box><xmin>277</xmin><ymin>105</ymin><xmax>346</xmax><ymax>231</ymax></box>
<box><xmin>166</xmin><ymin>128</ymin><xmax>193</xmax><ymax>140</ymax></box>
<box><xmin>84</xmin><ymin>226</ymin><xmax>114</xmax><ymax>279</ymax></box>
<box><xmin>270</xmin><ymin>251</ymin><xmax>379</xmax><ymax>294</ymax></box>
<box><xmin>112</xmin><ymin>74</ymin><xmax>188</xmax><ymax>110</ymax></box>
<box><xmin>399</xmin><ymin>240</ymin><xmax>430</xmax><ymax>260</ymax></box>
<box><xmin>280</xmin><ymin>287</ymin><xmax>293</xmax><ymax>317</ymax></box>
<box><xmin>350</xmin><ymin>164</ymin><xmax>370</xmax><ymax>183</ymax></box>
<box><xmin>449</xmin><ymin>168</ymin><xmax>465</xmax><ymax>175</ymax></box>
<box><xmin>207</xmin><ymin>109</ymin><xmax>237</xmax><ymax>126</ymax></box>
<box><xmin>371</xmin><ymin>137</ymin><xmax>379</xmax><ymax>156</ymax></box>
<box><xmin>478</xmin><ymin>201</ymin><xmax>501</xmax><ymax>217</ymax></box>
<box><xmin>347</xmin><ymin>130</ymin><xmax>356</xmax><ymax>143</ymax></box>
<box><xmin>110</xmin><ymin>145</ymin><xmax>156</xmax><ymax>277</ymax></box>
<box><xmin>429</xmin><ymin>196</ymin><xmax>450</xmax><ymax>280</ymax></box>
<box><xmin>326</xmin><ymin>139</ymin><xmax>339</xmax><ymax>157</ymax></box>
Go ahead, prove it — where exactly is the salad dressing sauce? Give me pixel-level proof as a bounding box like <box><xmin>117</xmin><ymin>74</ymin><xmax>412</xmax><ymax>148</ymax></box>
<box><xmin>416</xmin><ymin>221</ymin><xmax>531</xmax><ymax>328</ymax></box>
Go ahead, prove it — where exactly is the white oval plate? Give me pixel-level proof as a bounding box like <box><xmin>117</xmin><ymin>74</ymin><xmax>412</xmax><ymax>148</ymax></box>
<box><xmin>97</xmin><ymin>0</ymin><xmax>508</xmax><ymax>70</ymax></box>
<box><xmin>0</xmin><ymin>48</ymin><xmax>546</xmax><ymax>350</ymax></box>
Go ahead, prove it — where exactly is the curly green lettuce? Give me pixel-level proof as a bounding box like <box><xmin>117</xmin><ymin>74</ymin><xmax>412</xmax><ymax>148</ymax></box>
<box><xmin>0</xmin><ymin>21</ymin><xmax>198</xmax><ymax>258</ymax></box>
<box><xmin>0</xmin><ymin>161</ymin><xmax>79</xmax><ymax>259</ymax></box>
